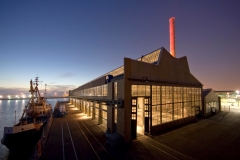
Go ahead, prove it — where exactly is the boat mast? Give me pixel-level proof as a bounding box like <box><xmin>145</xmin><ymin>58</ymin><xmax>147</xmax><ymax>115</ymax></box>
<box><xmin>30</xmin><ymin>79</ymin><xmax>36</xmax><ymax>114</ymax></box>
<box><xmin>34</xmin><ymin>77</ymin><xmax>42</xmax><ymax>100</ymax></box>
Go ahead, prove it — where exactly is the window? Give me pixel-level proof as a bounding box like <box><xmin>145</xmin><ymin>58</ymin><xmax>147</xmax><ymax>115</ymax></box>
<box><xmin>131</xmin><ymin>85</ymin><xmax>137</xmax><ymax>96</ymax></box>
<box><xmin>114</xmin><ymin>82</ymin><xmax>117</xmax><ymax>100</ymax></box>
<box><xmin>131</xmin><ymin>85</ymin><xmax>151</xmax><ymax>97</ymax></box>
<box><xmin>103</xmin><ymin>84</ymin><xmax>108</xmax><ymax>96</ymax></box>
<box><xmin>151</xmin><ymin>85</ymin><xmax>201</xmax><ymax>126</ymax></box>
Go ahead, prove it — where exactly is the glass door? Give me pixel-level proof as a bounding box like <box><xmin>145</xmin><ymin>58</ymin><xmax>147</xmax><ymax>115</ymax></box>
<box><xmin>144</xmin><ymin>97</ymin><xmax>150</xmax><ymax>133</ymax></box>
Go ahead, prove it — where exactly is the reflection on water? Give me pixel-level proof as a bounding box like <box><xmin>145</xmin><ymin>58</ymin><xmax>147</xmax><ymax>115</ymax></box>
<box><xmin>0</xmin><ymin>98</ymin><xmax>68</xmax><ymax>160</ymax></box>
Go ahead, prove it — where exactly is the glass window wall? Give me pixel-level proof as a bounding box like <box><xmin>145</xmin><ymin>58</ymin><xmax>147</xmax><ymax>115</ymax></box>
<box><xmin>155</xmin><ymin>86</ymin><xmax>201</xmax><ymax>126</ymax></box>
<box><xmin>94</xmin><ymin>103</ymin><xmax>99</xmax><ymax>121</ymax></box>
<box><xmin>114</xmin><ymin>82</ymin><xmax>117</xmax><ymax>100</ymax></box>
<box><xmin>132</xmin><ymin>85</ymin><xmax>201</xmax><ymax>127</ymax></box>
<box><xmin>73</xmin><ymin>84</ymin><xmax>108</xmax><ymax>97</ymax></box>
<box><xmin>102</xmin><ymin>110</ymin><xmax>107</xmax><ymax>128</ymax></box>
<box><xmin>131</xmin><ymin>85</ymin><xmax>151</xmax><ymax>97</ymax></box>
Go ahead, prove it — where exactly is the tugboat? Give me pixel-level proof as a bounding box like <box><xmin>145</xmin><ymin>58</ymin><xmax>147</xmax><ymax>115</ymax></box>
<box><xmin>1</xmin><ymin>77</ymin><xmax>52</xmax><ymax>158</ymax></box>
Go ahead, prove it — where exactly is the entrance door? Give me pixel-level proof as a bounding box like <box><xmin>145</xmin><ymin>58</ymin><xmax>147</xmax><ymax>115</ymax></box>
<box><xmin>131</xmin><ymin>98</ymin><xmax>137</xmax><ymax>139</ymax></box>
<box><xmin>144</xmin><ymin>97</ymin><xmax>150</xmax><ymax>133</ymax></box>
<box><xmin>137</xmin><ymin>98</ymin><xmax>144</xmax><ymax>135</ymax></box>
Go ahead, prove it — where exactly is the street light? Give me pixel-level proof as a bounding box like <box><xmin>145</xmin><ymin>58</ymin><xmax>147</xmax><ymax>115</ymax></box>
<box><xmin>236</xmin><ymin>90</ymin><xmax>239</xmax><ymax>95</ymax></box>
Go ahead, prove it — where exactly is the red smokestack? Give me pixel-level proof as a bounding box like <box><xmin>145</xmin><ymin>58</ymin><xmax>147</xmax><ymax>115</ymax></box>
<box><xmin>169</xmin><ymin>17</ymin><xmax>176</xmax><ymax>57</ymax></box>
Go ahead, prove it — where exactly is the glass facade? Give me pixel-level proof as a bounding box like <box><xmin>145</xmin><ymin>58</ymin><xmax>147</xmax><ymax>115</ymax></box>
<box><xmin>107</xmin><ymin>66</ymin><xmax>124</xmax><ymax>77</ymax></box>
<box><xmin>132</xmin><ymin>85</ymin><xmax>201</xmax><ymax>126</ymax></box>
<box><xmin>94</xmin><ymin>103</ymin><xmax>99</xmax><ymax>121</ymax></box>
<box><xmin>114</xmin><ymin>82</ymin><xmax>117</xmax><ymax>100</ymax></box>
<box><xmin>89</xmin><ymin>102</ymin><xmax>93</xmax><ymax>117</ymax></box>
<box><xmin>72</xmin><ymin>84</ymin><xmax>108</xmax><ymax>97</ymax></box>
<box><xmin>101</xmin><ymin>104</ymin><xmax>107</xmax><ymax>128</ymax></box>
<box><xmin>105</xmin><ymin>49</ymin><xmax>161</xmax><ymax>77</ymax></box>
<box><xmin>131</xmin><ymin>85</ymin><xmax>151</xmax><ymax>97</ymax></box>
<box><xmin>70</xmin><ymin>49</ymin><xmax>162</xmax><ymax>97</ymax></box>
<box><xmin>137</xmin><ymin>49</ymin><xmax>160</xmax><ymax>64</ymax></box>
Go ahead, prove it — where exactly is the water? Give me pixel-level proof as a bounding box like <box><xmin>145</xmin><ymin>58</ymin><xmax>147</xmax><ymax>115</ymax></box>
<box><xmin>0</xmin><ymin>98</ymin><xmax>68</xmax><ymax>160</ymax></box>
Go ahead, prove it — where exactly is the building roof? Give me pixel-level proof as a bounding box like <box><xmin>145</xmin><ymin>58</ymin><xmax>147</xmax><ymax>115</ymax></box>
<box><xmin>76</xmin><ymin>48</ymin><xmax>163</xmax><ymax>89</ymax></box>
<box><xmin>202</xmin><ymin>89</ymin><xmax>212</xmax><ymax>98</ymax></box>
<box><xmin>73</xmin><ymin>47</ymin><xmax>202</xmax><ymax>91</ymax></box>
<box><xmin>105</xmin><ymin>48</ymin><xmax>161</xmax><ymax>77</ymax></box>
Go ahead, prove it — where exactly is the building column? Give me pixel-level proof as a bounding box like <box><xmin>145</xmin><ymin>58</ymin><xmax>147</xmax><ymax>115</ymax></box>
<box><xmin>84</xmin><ymin>101</ymin><xmax>86</xmax><ymax>114</ymax></box>
<box><xmin>98</xmin><ymin>103</ymin><xmax>102</xmax><ymax>124</ymax></box>
<box><xmin>107</xmin><ymin>104</ymin><xmax>114</xmax><ymax>133</ymax></box>
<box><xmin>80</xmin><ymin>100</ymin><xmax>83</xmax><ymax>111</ymax></box>
<box><xmin>92</xmin><ymin>102</ymin><xmax>96</xmax><ymax>120</ymax></box>
<box><xmin>86</xmin><ymin>101</ymin><xmax>89</xmax><ymax>116</ymax></box>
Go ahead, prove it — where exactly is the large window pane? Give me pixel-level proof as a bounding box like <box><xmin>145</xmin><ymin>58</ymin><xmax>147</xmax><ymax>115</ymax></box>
<box><xmin>137</xmin><ymin>85</ymin><xmax>145</xmax><ymax>96</ymax></box>
<box><xmin>146</xmin><ymin>85</ymin><xmax>150</xmax><ymax>96</ymax></box>
<box><xmin>114</xmin><ymin>82</ymin><xmax>117</xmax><ymax>100</ymax></box>
<box><xmin>152</xmin><ymin>105</ymin><xmax>160</xmax><ymax>126</ymax></box>
<box><xmin>132</xmin><ymin>85</ymin><xmax>137</xmax><ymax>96</ymax></box>
<box><xmin>162</xmin><ymin>104</ymin><xmax>172</xmax><ymax>123</ymax></box>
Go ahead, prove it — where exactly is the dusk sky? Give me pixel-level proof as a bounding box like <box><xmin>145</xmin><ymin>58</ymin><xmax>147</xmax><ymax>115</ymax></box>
<box><xmin>0</xmin><ymin>0</ymin><xmax>240</xmax><ymax>96</ymax></box>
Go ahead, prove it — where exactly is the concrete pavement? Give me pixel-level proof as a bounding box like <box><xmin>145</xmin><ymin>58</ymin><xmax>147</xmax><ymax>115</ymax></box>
<box><xmin>42</xmin><ymin>104</ymin><xmax>240</xmax><ymax>160</ymax></box>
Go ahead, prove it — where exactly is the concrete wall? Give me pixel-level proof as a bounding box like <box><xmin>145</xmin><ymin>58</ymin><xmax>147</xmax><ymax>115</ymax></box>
<box><xmin>122</xmin><ymin>58</ymin><xmax>132</xmax><ymax>143</ymax></box>
<box><xmin>129</xmin><ymin>48</ymin><xmax>202</xmax><ymax>86</ymax></box>
<box><xmin>107</xmin><ymin>82</ymin><xmax>113</xmax><ymax>100</ymax></box>
<box><xmin>117</xmin><ymin>79</ymin><xmax>124</xmax><ymax>100</ymax></box>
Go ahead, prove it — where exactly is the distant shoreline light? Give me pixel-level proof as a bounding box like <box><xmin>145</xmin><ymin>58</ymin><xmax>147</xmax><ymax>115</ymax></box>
<box><xmin>0</xmin><ymin>93</ymin><xmax>69</xmax><ymax>100</ymax></box>
<box><xmin>0</xmin><ymin>96</ymin><xmax>69</xmax><ymax>100</ymax></box>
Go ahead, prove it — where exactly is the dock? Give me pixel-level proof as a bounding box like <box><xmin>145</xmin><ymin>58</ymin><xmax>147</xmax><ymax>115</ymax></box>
<box><xmin>40</xmin><ymin>102</ymin><xmax>240</xmax><ymax>160</ymax></box>
<box><xmin>40</xmin><ymin>102</ymin><xmax>159</xmax><ymax>160</ymax></box>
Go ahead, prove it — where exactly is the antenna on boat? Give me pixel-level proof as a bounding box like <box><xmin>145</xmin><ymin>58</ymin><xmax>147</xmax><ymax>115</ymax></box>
<box><xmin>33</xmin><ymin>75</ymin><xmax>43</xmax><ymax>98</ymax></box>
<box><xmin>45</xmin><ymin>84</ymin><xmax>47</xmax><ymax>97</ymax></box>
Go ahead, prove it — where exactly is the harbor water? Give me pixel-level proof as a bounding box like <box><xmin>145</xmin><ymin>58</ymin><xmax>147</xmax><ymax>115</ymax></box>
<box><xmin>0</xmin><ymin>98</ymin><xmax>68</xmax><ymax>160</ymax></box>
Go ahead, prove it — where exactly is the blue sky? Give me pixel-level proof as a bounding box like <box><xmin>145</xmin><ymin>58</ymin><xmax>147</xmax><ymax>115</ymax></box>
<box><xmin>0</xmin><ymin>0</ymin><xmax>240</xmax><ymax>96</ymax></box>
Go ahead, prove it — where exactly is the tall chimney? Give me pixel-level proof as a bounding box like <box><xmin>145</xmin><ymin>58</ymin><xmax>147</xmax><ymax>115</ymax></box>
<box><xmin>169</xmin><ymin>17</ymin><xmax>176</xmax><ymax>57</ymax></box>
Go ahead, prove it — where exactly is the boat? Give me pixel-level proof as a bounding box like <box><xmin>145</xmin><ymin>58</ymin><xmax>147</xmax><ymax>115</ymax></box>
<box><xmin>1</xmin><ymin>77</ymin><xmax>52</xmax><ymax>158</ymax></box>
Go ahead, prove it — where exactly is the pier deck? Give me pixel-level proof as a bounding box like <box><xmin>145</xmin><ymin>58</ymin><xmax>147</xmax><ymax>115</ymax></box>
<box><xmin>41</xmin><ymin>103</ymin><xmax>240</xmax><ymax>160</ymax></box>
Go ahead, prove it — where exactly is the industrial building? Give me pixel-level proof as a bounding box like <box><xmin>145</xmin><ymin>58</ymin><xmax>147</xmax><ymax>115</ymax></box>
<box><xmin>69</xmin><ymin>17</ymin><xmax>203</xmax><ymax>142</ymax></box>
<box><xmin>202</xmin><ymin>89</ymin><xmax>221</xmax><ymax>117</ymax></box>
<box><xmin>69</xmin><ymin>47</ymin><xmax>203</xmax><ymax>142</ymax></box>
